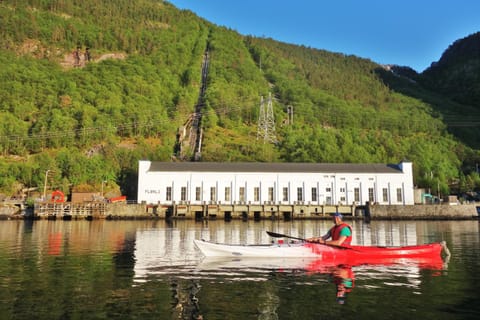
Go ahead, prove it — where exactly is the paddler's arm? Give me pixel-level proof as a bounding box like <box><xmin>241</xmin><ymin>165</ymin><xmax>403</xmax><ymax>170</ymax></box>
<box><xmin>307</xmin><ymin>230</ymin><xmax>331</xmax><ymax>243</ymax></box>
<box><xmin>306</xmin><ymin>236</ymin><xmax>345</xmax><ymax>245</ymax></box>
<box><xmin>325</xmin><ymin>235</ymin><xmax>347</xmax><ymax>246</ymax></box>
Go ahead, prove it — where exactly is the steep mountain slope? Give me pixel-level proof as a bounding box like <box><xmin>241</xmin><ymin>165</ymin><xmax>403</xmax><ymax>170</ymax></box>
<box><xmin>422</xmin><ymin>32</ymin><xmax>480</xmax><ymax>107</ymax></box>
<box><xmin>0</xmin><ymin>0</ymin><xmax>479</xmax><ymax>198</ymax></box>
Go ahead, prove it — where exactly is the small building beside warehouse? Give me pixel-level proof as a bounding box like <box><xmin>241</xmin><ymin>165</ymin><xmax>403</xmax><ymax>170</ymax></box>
<box><xmin>71</xmin><ymin>192</ymin><xmax>101</xmax><ymax>203</ymax></box>
<box><xmin>137</xmin><ymin>160</ymin><xmax>414</xmax><ymax>206</ymax></box>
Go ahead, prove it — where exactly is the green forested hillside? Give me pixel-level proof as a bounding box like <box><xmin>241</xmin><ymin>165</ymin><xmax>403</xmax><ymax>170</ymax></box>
<box><xmin>0</xmin><ymin>0</ymin><xmax>479</xmax><ymax>199</ymax></box>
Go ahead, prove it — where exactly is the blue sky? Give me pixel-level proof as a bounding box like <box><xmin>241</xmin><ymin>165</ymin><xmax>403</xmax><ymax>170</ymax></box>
<box><xmin>167</xmin><ymin>0</ymin><xmax>480</xmax><ymax>72</ymax></box>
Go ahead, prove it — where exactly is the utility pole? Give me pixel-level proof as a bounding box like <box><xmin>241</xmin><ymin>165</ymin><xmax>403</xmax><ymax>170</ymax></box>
<box><xmin>287</xmin><ymin>105</ymin><xmax>293</xmax><ymax>125</ymax></box>
<box><xmin>257</xmin><ymin>96</ymin><xmax>266</xmax><ymax>141</ymax></box>
<box><xmin>256</xmin><ymin>93</ymin><xmax>277</xmax><ymax>144</ymax></box>
<box><xmin>43</xmin><ymin>170</ymin><xmax>52</xmax><ymax>201</ymax></box>
<box><xmin>101</xmin><ymin>180</ymin><xmax>107</xmax><ymax>198</ymax></box>
<box><xmin>437</xmin><ymin>180</ymin><xmax>440</xmax><ymax>199</ymax></box>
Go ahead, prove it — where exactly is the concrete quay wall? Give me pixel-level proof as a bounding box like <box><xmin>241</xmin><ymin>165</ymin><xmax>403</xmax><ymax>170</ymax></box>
<box><xmin>106</xmin><ymin>202</ymin><xmax>480</xmax><ymax>220</ymax></box>
<box><xmin>106</xmin><ymin>203</ymin><xmax>354</xmax><ymax>220</ymax></box>
<box><xmin>369</xmin><ymin>204</ymin><xmax>479</xmax><ymax>220</ymax></box>
<box><xmin>3</xmin><ymin>202</ymin><xmax>479</xmax><ymax>220</ymax></box>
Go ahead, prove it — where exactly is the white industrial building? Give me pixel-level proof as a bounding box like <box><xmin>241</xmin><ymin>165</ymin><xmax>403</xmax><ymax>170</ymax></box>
<box><xmin>137</xmin><ymin>160</ymin><xmax>414</xmax><ymax>206</ymax></box>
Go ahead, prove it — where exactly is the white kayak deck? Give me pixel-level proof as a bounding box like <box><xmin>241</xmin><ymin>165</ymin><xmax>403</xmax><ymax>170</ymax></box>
<box><xmin>193</xmin><ymin>239</ymin><xmax>326</xmax><ymax>258</ymax></box>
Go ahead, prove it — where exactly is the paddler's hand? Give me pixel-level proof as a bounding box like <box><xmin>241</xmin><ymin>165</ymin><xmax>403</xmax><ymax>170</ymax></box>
<box><xmin>307</xmin><ymin>237</ymin><xmax>325</xmax><ymax>244</ymax></box>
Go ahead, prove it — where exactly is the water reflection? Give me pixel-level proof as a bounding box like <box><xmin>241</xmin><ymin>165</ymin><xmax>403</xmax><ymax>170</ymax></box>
<box><xmin>0</xmin><ymin>219</ymin><xmax>475</xmax><ymax>320</ymax></box>
<box><xmin>193</xmin><ymin>252</ymin><xmax>448</xmax><ymax>310</ymax></box>
<box><xmin>332</xmin><ymin>265</ymin><xmax>354</xmax><ymax>304</ymax></box>
<box><xmin>170</xmin><ymin>279</ymin><xmax>203</xmax><ymax>320</ymax></box>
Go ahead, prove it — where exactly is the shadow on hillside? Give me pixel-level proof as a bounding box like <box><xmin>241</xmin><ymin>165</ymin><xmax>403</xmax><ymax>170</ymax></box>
<box><xmin>374</xmin><ymin>67</ymin><xmax>480</xmax><ymax>149</ymax></box>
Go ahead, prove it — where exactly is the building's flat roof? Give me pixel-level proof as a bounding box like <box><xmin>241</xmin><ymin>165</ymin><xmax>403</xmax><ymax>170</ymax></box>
<box><xmin>146</xmin><ymin>161</ymin><xmax>404</xmax><ymax>174</ymax></box>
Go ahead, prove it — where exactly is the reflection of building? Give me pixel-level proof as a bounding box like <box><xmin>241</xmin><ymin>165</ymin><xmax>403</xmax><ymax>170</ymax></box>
<box><xmin>133</xmin><ymin>228</ymin><xmax>200</xmax><ymax>281</ymax></box>
<box><xmin>137</xmin><ymin>160</ymin><xmax>414</xmax><ymax>205</ymax></box>
<box><xmin>133</xmin><ymin>228</ymin><xmax>203</xmax><ymax>319</ymax></box>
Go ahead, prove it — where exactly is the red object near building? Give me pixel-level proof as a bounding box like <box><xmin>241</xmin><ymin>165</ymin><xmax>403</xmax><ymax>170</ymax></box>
<box><xmin>108</xmin><ymin>196</ymin><xmax>127</xmax><ymax>203</ymax></box>
<box><xmin>51</xmin><ymin>190</ymin><xmax>65</xmax><ymax>203</ymax></box>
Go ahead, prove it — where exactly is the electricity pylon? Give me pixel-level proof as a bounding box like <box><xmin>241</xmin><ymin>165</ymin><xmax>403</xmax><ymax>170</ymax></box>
<box><xmin>256</xmin><ymin>93</ymin><xmax>277</xmax><ymax>144</ymax></box>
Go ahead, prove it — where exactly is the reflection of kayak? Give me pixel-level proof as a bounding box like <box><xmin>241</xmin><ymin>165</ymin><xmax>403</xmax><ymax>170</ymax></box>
<box><xmin>195</xmin><ymin>255</ymin><xmax>446</xmax><ymax>307</ymax></box>
<box><xmin>197</xmin><ymin>256</ymin><xmax>333</xmax><ymax>272</ymax></box>
<box><xmin>196</xmin><ymin>255</ymin><xmax>446</xmax><ymax>274</ymax></box>
<box><xmin>193</xmin><ymin>239</ymin><xmax>449</xmax><ymax>268</ymax></box>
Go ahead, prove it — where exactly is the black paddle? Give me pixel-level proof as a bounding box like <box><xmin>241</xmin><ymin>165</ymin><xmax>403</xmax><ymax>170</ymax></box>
<box><xmin>266</xmin><ymin>231</ymin><xmax>311</xmax><ymax>242</ymax></box>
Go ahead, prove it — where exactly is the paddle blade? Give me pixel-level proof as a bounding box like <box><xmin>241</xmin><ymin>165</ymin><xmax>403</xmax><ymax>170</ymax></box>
<box><xmin>266</xmin><ymin>231</ymin><xmax>285</xmax><ymax>238</ymax></box>
<box><xmin>266</xmin><ymin>231</ymin><xmax>306</xmax><ymax>242</ymax></box>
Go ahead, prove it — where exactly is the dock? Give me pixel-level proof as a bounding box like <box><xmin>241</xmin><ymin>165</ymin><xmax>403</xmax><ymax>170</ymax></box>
<box><xmin>33</xmin><ymin>201</ymin><xmax>107</xmax><ymax>220</ymax></box>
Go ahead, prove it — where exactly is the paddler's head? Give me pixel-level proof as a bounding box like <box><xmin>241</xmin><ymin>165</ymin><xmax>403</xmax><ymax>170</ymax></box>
<box><xmin>332</xmin><ymin>212</ymin><xmax>343</xmax><ymax>225</ymax></box>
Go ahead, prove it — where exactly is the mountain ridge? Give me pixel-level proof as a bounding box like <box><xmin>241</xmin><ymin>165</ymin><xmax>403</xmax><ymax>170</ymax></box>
<box><xmin>421</xmin><ymin>32</ymin><xmax>480</xmax><ymax>107</ymax></box>
<box><xmin>0</xmin><ymin>0</ymin><xmax>479</xmax><ymax>199</ymax></box>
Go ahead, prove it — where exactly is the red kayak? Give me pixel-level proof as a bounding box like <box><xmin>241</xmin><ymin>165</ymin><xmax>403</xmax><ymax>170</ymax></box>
<box><xmin>303</xmin><ymin>241</ymin><xmax>448</xmax><ymax>267</ymax></box>
<box><xmin>194</xmin><ymin>238</ymin><xmax>449</xmax><ymax>267</ymax></box>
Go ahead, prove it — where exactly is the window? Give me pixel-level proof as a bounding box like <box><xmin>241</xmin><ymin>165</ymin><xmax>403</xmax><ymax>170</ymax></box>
<box><xmin>239</xmin><ymin>187</ymin><xmax>245</xmax><ymax>202</ymax></box>
<box><xmin>326</xmin><ymin>196</ymin><xmax>332</xmax><ymax>205</ymax></box>
<box><xmin>340</xmin><ymin>187</ymin><xmax>346</xmax><ymax>193</ymax></box>
<box><xmin>195</xmin><ymin>187</ymin><xmax>201</xmax><ymax>201</ymax></box>
<box><xmin>254</xmin><ymin>187</ymin><xmax>260</xmax><ymax>202</ymax></box>
<box><xmin>180</xmin><ymin>187</ymin><xmax>187</xmax><ymax>201</ymax></box>
<box><xmin>326</xmin><ymin>187</ymin><xmax>331</xmax><ymax>192</ymax></box>
<box><xmin>297</xmin><ymin>187</ymin><xmax>303</xmax><ymax>201</ymax></box>
<box><xmin>354</xmin><ymin>188</ymin><xmax>360</xmax><ymax>202</ymax></box>
<box><xmin>225</xmin><ymin>187</ymin><xmax>231</xmax><ymax>202</ymax></box>
<box><xmin>396</xmin><ymin>188</ymin><xmax>403</xmax><ymax>202</ymax></box>
<box><xmin>311</xmin><ymin>188</ymin><xmax>317</xmax><ymax>202</ymax></box>
<box><xmin>210</xmin><ymin>187</ymin><xmax>216</xmax><ymax>202</ymax></box>
<box><xmin>166</xmin><ymin>187</ymin><xmax>172</xmax><ymax>201</ymax></box>
<box><xmin>340</xmin><ymin>196</ymin><xmax>346</xmax><ymax>202</ymax></box>
<box><xmin>282</xmin><ymin>187</ymin><xmax>288</xmax><ymax>201</ymax></box>
<box><xmin>368</xmin><ymin>188</ymin><xmax>374</xmax><ymax>202</ymax></box>
<box><xmin>383</xmin><ymin>188</ymin><xmax>388</xmax><ymax>202</ymax></box>
<box><xmin>268</xmin><ymin>187</ymin><xmax>274</xmax><ymax>202</ymax></box>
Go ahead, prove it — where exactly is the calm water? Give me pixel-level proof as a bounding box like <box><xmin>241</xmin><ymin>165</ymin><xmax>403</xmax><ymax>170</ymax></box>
<box><xmin>0</xmin><ymin>218</ymin><xmax>479</xmax><ymax>320</ymax></box>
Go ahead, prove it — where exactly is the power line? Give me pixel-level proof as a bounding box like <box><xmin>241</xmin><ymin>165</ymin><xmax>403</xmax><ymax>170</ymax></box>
<box><xmin>1</xmin><ymin>101</ymin><xmax>478</xmax><ymax>145</ymax></box>
<box><xmin>0</xmin><ymin>119</ymin><xmax>159</xmax><ymax>144</ymax></box>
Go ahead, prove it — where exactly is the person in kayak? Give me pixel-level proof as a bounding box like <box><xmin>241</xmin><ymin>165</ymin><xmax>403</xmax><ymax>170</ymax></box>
<box><xmin>308</xmin><ymin>212</ymin><xmax>352</xmax><ymax>246</ymax></box>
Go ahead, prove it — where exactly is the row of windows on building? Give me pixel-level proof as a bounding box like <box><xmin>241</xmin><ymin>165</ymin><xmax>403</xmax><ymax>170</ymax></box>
<box><xmin>161</xmin><ymin>186</ymin><xmax>404</xmax><ymax>204</ymax></box>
